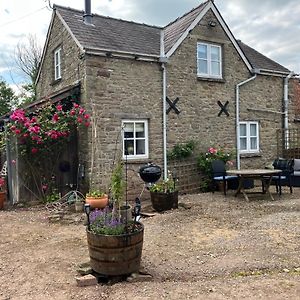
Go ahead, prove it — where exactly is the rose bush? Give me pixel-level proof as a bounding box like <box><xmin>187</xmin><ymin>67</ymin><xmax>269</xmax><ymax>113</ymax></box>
<box><xmin>8</xmin><ymin>100</ymin><xmax>90</xmax><ymax>201</ymax></box>
<box><xmin>198</xmin><ymin>146</ymin><xmax>234</xmax><ymax>192</ymax></box>
<box><xmin>9</xmin><ymin>102</ymin><xmax>90</xmax><ymax>156</ymax></box>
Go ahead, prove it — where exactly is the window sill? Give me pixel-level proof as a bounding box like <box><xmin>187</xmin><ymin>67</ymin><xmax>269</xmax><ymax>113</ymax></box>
<box><xmin>51</xmin><ymin>78</ymin><xmax>62</xmax><ymax>86</ymax></box>
<box><xmin>197</xmin><ymin>76</ymin><xmax>225</xmax><ymax>83</ymax></box>
<box><xmin>240</xmin><ymin>153</ymin><xmax>261</xmax><ymax>158</ymax></box>
<box><xmin>122</xmin><ymin>158</ymin><xmax>151</xmax><ymax>164</ymax></box>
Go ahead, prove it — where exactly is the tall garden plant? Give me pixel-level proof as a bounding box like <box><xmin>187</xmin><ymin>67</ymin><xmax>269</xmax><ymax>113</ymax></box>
<box><xmin>8</xmin><ymin>100</ymin><xmax>90</xmax><ymax>201</ymax></box>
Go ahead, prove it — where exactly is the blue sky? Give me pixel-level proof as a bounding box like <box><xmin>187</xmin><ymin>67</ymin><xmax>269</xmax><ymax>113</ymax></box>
<box><xmin>1</xmin><ymin>0</ymin><xmax>300</xmax><ymax>92</ymax></box>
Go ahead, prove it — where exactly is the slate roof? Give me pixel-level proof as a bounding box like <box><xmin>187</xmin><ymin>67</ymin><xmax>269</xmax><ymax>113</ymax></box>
<box><xmin>54</xmin><ymin>3</ymin><xmax>290</xmax><ymax>74</ymax></box>
<box><xmin>237</xmin><ymin>40</ymin><xmax>290</xmax><ymax>73</ymax></box>
<box><xmin>55</xmin><ymin>5</ymin><xmax>161</xmax><ymax>57</ymax></box>
<box><xmin>163</xmin><ymin>1</ymin><xmax>208</xmax><ymax>53</ymax></box>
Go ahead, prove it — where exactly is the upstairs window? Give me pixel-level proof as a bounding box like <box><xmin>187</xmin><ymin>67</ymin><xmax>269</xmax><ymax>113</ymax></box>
<box><xmin>239</xmin><ymin>121</ymin><xmax>259</xmax><ymax>153</ymax></box>
<box><xmin>197</xmin><ymin>42</ymin><xmax>222</xmax><ymax>79</ymax></box>
<box><xmin>54</xmin><ymin>47</ymin><xmax>61</xmax><ymax>80</ymax></box>
<box><xmin>122</xmin><ymin>120</ymin><xmax>148</xmax><ymax>160</ymax></box>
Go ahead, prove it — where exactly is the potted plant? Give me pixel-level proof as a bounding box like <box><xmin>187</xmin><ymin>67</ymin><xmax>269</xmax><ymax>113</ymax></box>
<box><xmin>149</xmin><ymin>174</ymin><xmax>178</xmax><ymax>212</ymax></box>
<box><xmin>84</xmin><ymin>158</ymin><xmax>144</xmax><ymax>276</ymax></box>
<box><xmin>85</xmin><ymin>205</ymin><xmax>143</xmax><ymax>276</ymax></box>
<box><xmin>110</xmin><ymin>160</ymin><xmax>132</xmax><ymax>222</ymax></box>
<box><xmin>85</xmin><ymin>189</ymin><xmax>109</xmax><ymax>209</ymax></box>
<box><xmin>0</xmin><ymin>177</ymin><xmax>6</xmax><ymax>210</ymax></box>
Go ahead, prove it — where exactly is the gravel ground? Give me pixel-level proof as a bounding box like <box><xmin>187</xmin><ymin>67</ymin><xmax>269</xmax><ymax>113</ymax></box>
<box><xmin>0</xmin><ymin>187</ymin><xmax>299</xmax><ymax>300</ymax></box>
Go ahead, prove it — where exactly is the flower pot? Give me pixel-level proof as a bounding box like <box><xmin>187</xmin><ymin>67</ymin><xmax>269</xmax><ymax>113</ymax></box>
<box><xmin>86</xmin><ymin>222</ymin><xmax>144</xmax><ymax>276</ymax></box>
<box><xmin>85</xmin><ymin>195</ymin><xmax>109</xmax><ymax>209</ymax></box>
<box><xmin>120</xmin><ymin>204</ymin><xmax>132</xmax><ymax>223</ymax></box>
<box><xmin>0</xmin><ymin>192</ymin><xmax>5</xmax><ymax>210</ymax></box>
<box><xmin>75</xmin><ymin>201</ymin><xmax>83</xmax><ymax>212</ymax></box>
<box><xmin>150</xmin><ymin>191</ymin><xmax>178</xmax><ymax>212</ymax></box>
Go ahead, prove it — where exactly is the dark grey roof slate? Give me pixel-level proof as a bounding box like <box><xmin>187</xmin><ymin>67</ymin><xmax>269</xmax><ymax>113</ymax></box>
<box><xmin>163</xmin><ymin>1</ymin><xmax>208</xmax><ymax>53</ymax></box>
<box><xmin>237</xmin><ymin>40</ymin><xmax>290</xmax><ymax>73</ymax></box>
<box><xmin>55</xmin><ymin>5</ymin><xmax>161</xmax><ymax>56</ymax></box>
<box><xmin>54</xmin><ymin>4</ymin><xmax>290</xmax><ymax>73</ymax></box>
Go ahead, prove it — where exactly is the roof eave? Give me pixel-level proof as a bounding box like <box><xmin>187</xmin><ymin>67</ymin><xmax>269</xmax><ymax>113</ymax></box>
<box><xmin>253</xmin><ymin>67</ymin><xmax>293</xmax><ymax>77</ymax></box>
<box><xmin>84</xmin><ymin>47</ymin><xmax>160</xmax><ymax>62</ymax></box>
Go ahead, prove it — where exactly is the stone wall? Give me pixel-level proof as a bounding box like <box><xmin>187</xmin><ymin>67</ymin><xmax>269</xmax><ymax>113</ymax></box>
<box><xmin>35</xmin><ymin>8</ymin><xmax>300</xmax><ymax>199</ymax></box>
<box><xmin>36</xmin><ymin>14</ymin><xmax>84</xmax><ymax>97</ymax></box>
<box><xmin>166</xmin><ymin>8</ymin><xmax>287</xmax><ymax>170</ymax></box>
<box><xmin>78</xmin><ymin>55</ymin><xmax>164</xmax><ymax>199</ymax></box>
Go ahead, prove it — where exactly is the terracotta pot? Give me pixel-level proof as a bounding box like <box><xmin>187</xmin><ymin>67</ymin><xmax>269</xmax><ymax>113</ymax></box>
<box><xmin>0</xmin><ymin>192</ymin><xmax>6</xmax><ymax>210</ymax></box>
<box><xmin>85</xmin><ymin>195</ymin><xmax>109</xmax><ymax>209</ymax></box>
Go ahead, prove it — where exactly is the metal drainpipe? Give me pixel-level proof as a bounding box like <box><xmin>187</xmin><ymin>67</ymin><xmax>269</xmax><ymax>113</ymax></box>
<box><xmin>160</xmin><ymin>29</ymin><xmax>168</xmax><ymax>180</ymax></box>
<box><xmin>162</xmin><ymin>63</ymin><xmax>167</xmax><ymax>180</ymax></box>
<box><xmin>236</xmin><ymin>74</ymin><xmax>257</xmax><ymax>169</ymax></box>
<box><xmin>283</xmin><ymin>71</ymin><xmax>294</xmax><ymax>146</ymax></box>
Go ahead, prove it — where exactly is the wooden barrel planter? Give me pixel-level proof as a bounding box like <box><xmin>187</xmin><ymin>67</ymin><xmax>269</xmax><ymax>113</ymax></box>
<box><xmin>150</xmin><ymin>191</ymin><xmax>178</xmax><ymax>212</ymax></box>
<box><xmin>86</xmin><ymin>222</ymin><xmax>144</xmax><ymax>276</ymax></box>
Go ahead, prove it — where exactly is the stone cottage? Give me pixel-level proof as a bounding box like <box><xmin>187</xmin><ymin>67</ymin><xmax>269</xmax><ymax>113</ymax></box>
<box><xmin>35</xmin><ymin>0</ymin><xmax>297</xmax><ymax>197</ymax></box>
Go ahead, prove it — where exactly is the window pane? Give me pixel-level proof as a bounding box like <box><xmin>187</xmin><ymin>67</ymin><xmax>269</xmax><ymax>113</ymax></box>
<box><xmin>240</xmin><ymin>138</ymin><xmax>247</xmax><ymax>150</ymax></box>
<box><xmin>211</xmin><ymin>46</ymin><xmax>220</xmax><ymax>61</ymax></box>
<box><xmin>124</xmin><ymin>140</ymin><xmax>134</xmax><ymax>155</ymax></box>
<box><xmin>124</xmin><ymin>123</ymin><xmax>134</xmax><ymax>138</ymax></box>
<box><xmin>240</xmin><ymin>124</ymin><xmax>246</xmax><ymax>136</ymax></box>
<box><xmin>135</xmin><ymin>123</ymin><xmax>145</xmax><ymax>138</ymax></box>
<box><xmin>198</xmin><ymin>60</ymin><xmax>207</xmax><ymax>74</ymax></box>
<box><xmin>250</xmin><ymin>137</ymin><xmax>257</xmax><ymax>150</ymax></box>
<box><xmin>136</xmin><ymin>140</ymin><xmax>145</xmax><ymax>155</ymax></box>
<box><xmin>198</xmin><ymin>44</ymin><xmax>207</xmax><ymax>59</ymax></box>
<box><xmin>250</xmin><ymin>124</ymin><xmax>257</xmax><ymax>136</ymax></box>
<box><xmin>211</xmin><ymin>61</ymin><xmax>220</xmax><ymax>76</ymax></box>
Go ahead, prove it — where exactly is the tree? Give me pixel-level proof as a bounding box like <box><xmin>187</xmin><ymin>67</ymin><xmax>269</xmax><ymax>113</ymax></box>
<box><xmin>0</xmin><ymin>79</ymin><xmax>16</xmax><ymax>116</ymax></box>
<box><xmin>14</xmin><ymin>34</ymin><xmax>42</xmax><ymax>102</ymax></box>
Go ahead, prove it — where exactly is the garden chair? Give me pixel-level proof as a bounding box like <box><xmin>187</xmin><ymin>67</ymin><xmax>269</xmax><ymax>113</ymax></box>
<box><xmin>211</xmin><ymin>160</ymin><xmax>238</xmax><ymax>195</ymax></box>
<box><xmin>270</xmin><ymin>158</ymin><xmax>294</xmax><ymax>195</ymax></box>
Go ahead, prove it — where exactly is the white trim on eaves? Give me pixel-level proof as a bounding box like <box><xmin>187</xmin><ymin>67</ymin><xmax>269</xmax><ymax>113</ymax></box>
<box><xmin>165</xmin><ymin>1</ymin><xmax>252</xmax><ymax>72</ymax></box>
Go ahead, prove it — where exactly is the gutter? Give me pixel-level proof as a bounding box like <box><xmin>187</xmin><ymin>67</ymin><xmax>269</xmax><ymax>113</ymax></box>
<box><xmin>235</xmin><ymin>73</ymin><xmax>257</xmax><ymax>169</ymax></box>
<box><xmin>283</xmin><ymin>71</ymin><xmax>294</xmax><ymax>144</ymax></box>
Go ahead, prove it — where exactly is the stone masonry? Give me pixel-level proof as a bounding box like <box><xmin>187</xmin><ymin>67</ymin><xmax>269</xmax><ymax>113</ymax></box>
<box><xmin>36</xmin><ymin>7</ymin><xmax>298</xmax><ymax>198</ymax></box>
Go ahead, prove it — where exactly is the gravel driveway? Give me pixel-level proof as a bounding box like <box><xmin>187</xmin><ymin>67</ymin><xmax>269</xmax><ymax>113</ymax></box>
<box><xmin>0</xmin><ymin>187</ymin><xmax>299</xmax><ymax>299</ymax></box>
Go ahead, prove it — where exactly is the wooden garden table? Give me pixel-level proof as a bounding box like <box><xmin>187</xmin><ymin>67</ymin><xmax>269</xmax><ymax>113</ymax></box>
<box><xmin>226</xmin><ymin>169</ymin><xmax>282</xmax><ymax>201</ymax></box>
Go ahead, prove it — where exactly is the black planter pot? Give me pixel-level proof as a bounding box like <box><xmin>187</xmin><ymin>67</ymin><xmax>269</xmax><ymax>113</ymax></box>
<box><xmin>150</xmin><ymin>191</ymin><xmax>178</xmax><ymax>212</ymax></box>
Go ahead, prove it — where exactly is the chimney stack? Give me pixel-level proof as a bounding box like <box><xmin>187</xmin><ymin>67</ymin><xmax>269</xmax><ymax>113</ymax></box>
<box><xmin>83</xmin><ymin>0</ymin><xmax>92</xmax><ymax>25</ymax></box>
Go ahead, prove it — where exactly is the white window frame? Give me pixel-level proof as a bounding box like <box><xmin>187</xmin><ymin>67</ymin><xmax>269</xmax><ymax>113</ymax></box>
<box><xmin>54</xmin><ymin>47</ymin><xmax>61</xmax><ymax>80</ymax></box>
<box><xmin>239</xmin><ymin>121</ymin><xmax>259</xmax><ymax>153</ymax></box>
<box><xmin>122</xmin><ymin>120</ymin><xmax>149</xmax><ymax>160</ymax></box>
<box><xmin>197</xmin><ymin>42</ymin><xmax>222</xmax><ymax>79</ymax></box>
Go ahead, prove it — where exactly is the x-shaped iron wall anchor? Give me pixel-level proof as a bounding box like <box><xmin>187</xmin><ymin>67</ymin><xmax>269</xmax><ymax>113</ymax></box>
<box><xmin>217</xmin><ymin>100</ymin><xmax>229</xmax><ymax>117</ymax></box>
<box><xmin>166</xmin><ymin>97</ymin><xmax>180</xmax><ymax>114</ymax></box>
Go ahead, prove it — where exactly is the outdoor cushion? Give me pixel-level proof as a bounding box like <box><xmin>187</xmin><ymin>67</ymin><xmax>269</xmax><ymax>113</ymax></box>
<box><xmin>293</xmin><ymin>159</ymin><xmax>300</xmax><ymax>171</ymax></box>
<box><xmin>214</xmin><ymin>175</ymin><xmax>237</xmax><ymax>181</ymax></box>
<box><xmin>272</xmin><ymin>175</ymin><xmax>287</xmax><ymax>180</ymax></box>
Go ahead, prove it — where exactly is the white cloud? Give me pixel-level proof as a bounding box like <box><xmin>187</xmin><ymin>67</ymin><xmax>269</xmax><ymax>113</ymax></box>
<box><xmin>1</xmin><ymin>0</ymin><xmax>300</xmax><ymax>84</ymax></box>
